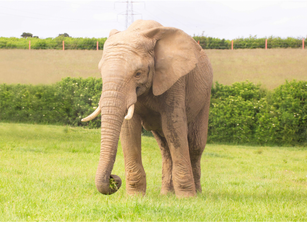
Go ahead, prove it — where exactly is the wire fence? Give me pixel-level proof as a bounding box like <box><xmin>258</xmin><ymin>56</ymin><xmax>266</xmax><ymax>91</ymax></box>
<box><xmin>194</xmin><ymin>37</ymin><xmax>306</xmax><ymax>50</ymax></box>
<box><xmin>0</xmin><ymin>36</ymin><xmax>305</xmax><ymax>50</ymax></box>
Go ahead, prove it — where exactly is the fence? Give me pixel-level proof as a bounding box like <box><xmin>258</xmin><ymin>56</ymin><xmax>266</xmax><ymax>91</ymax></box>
<box><xmin>41</xmin><ymin>38</ymin><xmax>305</xmax><ymax>51</ymax></box>
<box><xmin>0</xmin><ymin>37</ymin><xmax>107</xmax><ymax>50</ymax></box>
<box><xmin>28</xmin><ymin>40</ymin><xmax>101</xmax><ymax>50</ymax></box>
<box><xmin>1</xmin><ymin>36</ymin><xmax>306</xmax><ymax>50</ymax></box>
<box><xmin>194</xmin><ymin>37</ymin><xmax>306</xmax><ymax>50</ymax></box>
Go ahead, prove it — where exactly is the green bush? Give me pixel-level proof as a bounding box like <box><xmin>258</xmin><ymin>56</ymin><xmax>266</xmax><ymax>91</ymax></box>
<box><xmin>0</xmin><ymin>36</ymin><xmax>304</xmax><ymax>50</ymax></box>
<box><xmin>255</xmin><ymin>80</ymin><xmax>307</xmax><ymax>145</ymax></box>
<box><xmin>208</xmin><ymin>80</ymin><xmax>307</xmax><ymax>145</ymax></box>
<box><xmin>5</xmin><ymin>41</ymin><xmax>17</xmax><ymax>49</ymax></box>
<box><xmin>209</xmin><ymin>81</ymin><xmax>266</xmax><ymax>144</ymax></box>
<box><xmin>193</xmin><ymin>35</ymin><xmax>305</xmax><ymax>49</ymax></box>
<box><xmin>209</xmin><ymin>95</ymin><xmax>257</xmax><ymax>144</ymax></box>
<box><xmin>32</xmin><ymin>39</ymin><xmax>48</xmax><ymax>49</ymax></box>
<box><xmin>0</xmin><ymin>77</ymin><xmax>102</xmax><ymax>128</ymax></box>
<box><xmin>211</xmin><ymin>81</ymin><xmax>266</xmax><ymax>101</ymax></box>
<box><xmin>0</xmin><ymin>37</ymin><xmax>107</xmax><ymax>50</ymax></box>
<box><xmin>232</xmin><ymin>36</ymin><xmax>267</xmax><ymax>49</ymax></box>
<box><xmin>0</xmin><ymin>79</ymin><xmax>306</xmax><ymax>146</ymax></box>
<box><xmin>193</xmin><ymin>36</ymin><xmax>230</xmax><ymax>49</ymax></box>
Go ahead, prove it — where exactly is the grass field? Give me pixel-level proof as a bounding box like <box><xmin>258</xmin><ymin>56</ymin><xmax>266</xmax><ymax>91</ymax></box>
<box><xmin>1</xmin><ymin>122</ymin><xmax>307</xmax><ymax>222</ymax></box>
<box><xmin>1</xmin><ymin>49</ymin><xmax>306</xmax><ymax>89</ymax></box>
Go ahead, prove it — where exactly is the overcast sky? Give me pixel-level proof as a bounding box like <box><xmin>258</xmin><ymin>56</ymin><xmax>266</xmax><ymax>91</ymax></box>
<box><xmin>0</xmin><ymin>0</ymin><xmax>306</xmax><ymax>40</ymax></box>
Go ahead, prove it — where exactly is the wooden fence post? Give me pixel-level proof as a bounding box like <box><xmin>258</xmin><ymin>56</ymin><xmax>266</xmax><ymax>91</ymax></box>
<box><xmin>29</xmin><ymin>40</ymin><xmax>31</xmax><ymax>50</ymax></box>
<box><xmin>231</xmin><ymin>40</ymin><xmax>233</xmax><ymax>50</ymax></box>
<box><xmin>63</xmin><ymin>40</ymin><xmax>65</xmax><ymax>50</ymax></box>
<box><xmin>97</xmin><ymin>41</ymin><xmax>99</xmax><ymax>50</ymax></box>
<box><xmin>265</xmin><ymin>39</ymin><xmax>267</xmax><ymax>50</ymax></box>
<box><xmin>303</xmin><ymin>38</ymin><xmax>305</xmax><ymax>50</ymax></box>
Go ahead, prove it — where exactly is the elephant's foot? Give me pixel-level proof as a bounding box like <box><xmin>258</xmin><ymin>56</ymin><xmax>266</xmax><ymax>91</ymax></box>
<box><xmin>126</xmin><ymin>184</ymin><xmax>146</xmax><ymax>196</ymax></box>
<box><xmin>126</xmin><ymin>189</ymin><xmax>146</xmax><ymax>196</ymax></box>
<box><xmin>195</xmin><ymin>182</ymin><xmax>202</xmax><ymax>193</ymax></box>
<box><xmin>126</xmin><ymin>183</ymin><xmax>146</xmax><ymax>196</ymax></box>
<box><xmin>172</xmin><ymin>174</ymin><xmax>197</xmax><ymax>198</ymax></box>
<box><xmin>125</xmin><ymin>171</ymin><xmax>146</xmax><ymax>196</ymax></box>
<box><xmin>160</xmin><ymin>172</ymin><xmax>174</xmax><ymax>195</ymax></box>
<box><xmin>160</xmin><ymin>183</ymin><xmax>175</xmax><ymax>195</ymax></box>
<box><xmin>190</xmin><ymin>154</ymin><xmax>203</xmax><ymax>194</ymax></box>
<box><xmin>175</xmin><ymin>188</ymin><xmax>196</xmax><ymax>198</ymax></box>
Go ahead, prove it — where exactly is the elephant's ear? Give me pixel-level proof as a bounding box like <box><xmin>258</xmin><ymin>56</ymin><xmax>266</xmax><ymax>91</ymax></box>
<box><xmin>142</xmin><ymin>27</ymin><xmax>202</xmax><ymax>96</ymax></box>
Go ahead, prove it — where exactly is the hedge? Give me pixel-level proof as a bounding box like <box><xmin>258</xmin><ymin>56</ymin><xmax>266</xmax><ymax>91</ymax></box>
<box><xmin>0</xmin><ymin>78</ymin><xmax>306</xmax><ymax>146</ymax></box>
<box><xmin>183</xmin><ymin>36</ymin><xmax>306</xmax><ymax>49</ymax></box>
<box><xmin>0</xmin><ymin>37</ymin><xmax>107</xmax><ymax>50</ymax></box>
<box><xmin>193</xmin><ymin>36</ymin><xmax>306</xmax><ymax>49</ymax></box>
<box><xmin>0</xmin><ymin>36</ymin><xmax>305</xmax><ymax>50</ymax></box>
<box><xmin>0</xmin><ymin>77</ymin><xmax>102</xmax><ymax>128</ymax></box>
<box><xmin>209</xmin><ymin>80</ymin><xmax>307</xmax><ymax>145</ymax></box>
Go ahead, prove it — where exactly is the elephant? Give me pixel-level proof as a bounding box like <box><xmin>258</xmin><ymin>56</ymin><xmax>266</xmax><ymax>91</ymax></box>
<box><xmin>81</xmin><ymin>20</ymin><xmax>213</xmax><ymax>198</ymax></box>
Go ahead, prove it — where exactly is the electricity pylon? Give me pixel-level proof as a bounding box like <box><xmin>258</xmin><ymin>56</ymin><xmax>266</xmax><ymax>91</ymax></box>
<box><xmin>116</xmin><ymin>1</ymin><xmax>144</xmax><ymax>29</ymax></box>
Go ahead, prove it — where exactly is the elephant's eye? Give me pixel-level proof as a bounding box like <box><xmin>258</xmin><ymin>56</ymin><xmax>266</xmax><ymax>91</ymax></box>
<box><xmin>135</xmin><ymin>72</ymin><xmax>142</xmax><ymax>78</ymax></box>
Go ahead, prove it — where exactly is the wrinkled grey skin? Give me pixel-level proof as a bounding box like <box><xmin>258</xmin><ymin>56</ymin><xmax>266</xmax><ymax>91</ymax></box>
<box><xmin>86</xmin><ymin>20</ymin><xmax>213</xmax><ymax>198</ymax></box>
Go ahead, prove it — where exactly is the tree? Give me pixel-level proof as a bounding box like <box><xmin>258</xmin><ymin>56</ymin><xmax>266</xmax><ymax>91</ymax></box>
<box><xmin>58</xmin><ymin>33</ymin><xmax>70</xmax><ymax>37</ymax></box>
<box><xmin>21</xmin><ymin>32</ymin><xmax>33</xmax><ymax>38</ymax></box>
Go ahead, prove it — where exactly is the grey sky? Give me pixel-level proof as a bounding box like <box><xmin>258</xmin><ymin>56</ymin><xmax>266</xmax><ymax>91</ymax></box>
<box><xmin>0</xmin><ymin>0</ymin><xmax>306</xmax><ymax>40</ymax></box>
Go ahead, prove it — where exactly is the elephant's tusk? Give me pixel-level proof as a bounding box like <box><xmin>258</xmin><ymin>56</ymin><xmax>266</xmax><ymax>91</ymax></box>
<box><xmin>124</xmin><ymin>104</ymin><xmax>135</xmax><ymax>120</ymax></box>
<box><xmin>81</xmin><ymin>106</ymin><xmax>101</xmax><ymax>122</ymax></box>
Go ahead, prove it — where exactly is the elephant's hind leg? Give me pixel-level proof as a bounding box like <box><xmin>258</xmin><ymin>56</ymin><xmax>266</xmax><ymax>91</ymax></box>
<box><xmin>188</xmin><ymin>146</ymin><xmax>203</xmax><ymax>193</ymax></box>
<box><xmin>152</xmin><ymin>131</ymin><xmax>174</xmax><ymax>195</ymax></box>
<box><xmin>188</xmin><ymin>103</ymin><xmax>210</xmax><ymax>193</ymax></box>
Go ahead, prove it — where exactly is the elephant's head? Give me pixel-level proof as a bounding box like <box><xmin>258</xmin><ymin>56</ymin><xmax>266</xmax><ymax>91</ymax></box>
<box><xmin>82</xmin><ymin>20</ymin><xmax>202</xmax><ymax>195</ymax></box>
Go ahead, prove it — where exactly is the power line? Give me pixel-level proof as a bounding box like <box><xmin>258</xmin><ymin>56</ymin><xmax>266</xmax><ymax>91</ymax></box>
<box><xmin>115</xmin><ymin>1</ymin><xmax>144</xmax><ymax>29</ymax></box>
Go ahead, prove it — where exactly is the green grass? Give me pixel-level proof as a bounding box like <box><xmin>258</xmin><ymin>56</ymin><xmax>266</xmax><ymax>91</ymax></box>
<box><xmin>1</xmin><ymin>122</ymin><xmax>307</xmax><ymax>221</ymax></box>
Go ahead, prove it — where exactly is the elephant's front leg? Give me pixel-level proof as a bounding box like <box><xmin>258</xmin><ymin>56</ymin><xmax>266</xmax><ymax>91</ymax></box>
<box><xmin>120</xmin><ymin>114</ymin><xmax>146</xmax><ymax>195</ymax></box>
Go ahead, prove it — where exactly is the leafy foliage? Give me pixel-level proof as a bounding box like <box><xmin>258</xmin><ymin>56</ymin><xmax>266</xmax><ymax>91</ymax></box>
<box><xmin>193</xmin><ymin>35</ymin><xmax>306</xmax><ymax>49</ymax></box>
<box><xmin>209</xmin><ymin>81</ymin><xmax>266</xmax><ymax>144</ymax></box>
<box><xmin>0</xmin><ymin>79</ymin><xmax>306</xmax><ymax>146</ymax></box>
<box><xmin>21</xmin><ymin>32</ymin><xmax>33</xmax><ymax>38</ymax></box>
<box><xmin>255</xmin><ymin>80</ymin><xmax>307</xmax><ymax>145</ymax></box>
<box><xmin>0</xmin><ymin>37</ymin><xmax>107</xmax><ymax>50</ymax></box>
<box><xmin>0</xmin><ymin>36</ymin><xmax>305</xmax><ymax>49</ymax></box>
<box><xmin>58</xmin><ymin>33</ymin><xmax>70</xmax><ymax>37</ymax></box>
<box><xmin>209</xmin><ymin>80</ymin><xmax>306</xmax><ymax>145</ymax></box>
<box><xmin>109</xmin><ymin>178</ymin><xmax>119</xmax><ymax>192</ymax></box>
<box><xmin>0</xmin><ymin>77</ymin><xmax>102</xmax><ymax>128</ymax></box>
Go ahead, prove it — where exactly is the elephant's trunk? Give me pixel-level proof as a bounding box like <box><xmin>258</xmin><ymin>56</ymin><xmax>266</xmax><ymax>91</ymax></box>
<box><xmin>95</xmin><ymin>86</ymin><xmax>128</xmax><ymax>195</ymax></box>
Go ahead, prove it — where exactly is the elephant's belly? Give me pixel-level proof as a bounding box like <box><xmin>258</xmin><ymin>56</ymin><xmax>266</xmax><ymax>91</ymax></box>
<box><xmin>140</xmin><ymin>114</ymin><xmax>162</xmax><ymax>133</ymax></box>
